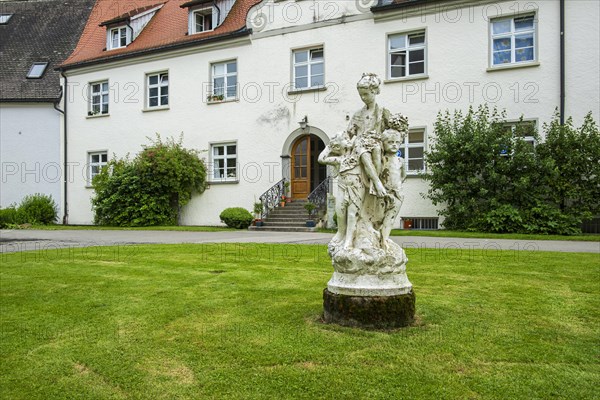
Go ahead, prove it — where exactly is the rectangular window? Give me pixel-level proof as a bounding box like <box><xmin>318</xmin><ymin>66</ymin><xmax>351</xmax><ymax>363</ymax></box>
<box><xmin>109</xmin><ymin>26</ymin><xmax>129</xmax><ymax>50</ymax></box>
<box><xmin>211</xmin><ymin>143</ymin><xmax>238</xmax><ymax>182</ymax></box>
<box><xmin>293</xmin><ymin>48</ymin><xmax>324</xmax><ymax>90</ymax></box>
<box><xmin>491</xmin><ymin>15</ymin><xmax>536</xmax><ymax>66</ymax></box>
<box><xmin>388</xmin><ymin>31</ymin><xmax>426</xmax><ymax>79</ymax></box>
<box><xmin>88</xmin><ymin>152</ymin><xmax>108</xmax><ymax>183</ymax></box>
<box><xmin>398</xmin><ymin>129</ymin><xmax>425</xmax><ymax>173</ymax></box>
<box><xmin>192</xmin><ymin>8</ymin><xmax>214</xmax><ymax>33</ymax></box>
<box><xmin>211</xmin><ymin>61</ymin><xmax>237</xmax><ymax>100</ymax></box>
<box><xmin>503</xmin><ymin>120</ymin><xmax>537</xmax><ymax>149</ymax></box>
<box><xmin>147</xmin><ymin>72</ymin><xmax>169</xmax><ymax>108</ymax></box>
<box><xmin>89</xmin><ymin>81</ymin><xmax>109</xmax><ymax>115</ymax></box>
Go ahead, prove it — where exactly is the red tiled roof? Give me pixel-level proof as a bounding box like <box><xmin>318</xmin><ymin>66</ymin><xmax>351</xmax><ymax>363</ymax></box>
<box><xmin>61</xmin><ymin>0</ymin><xmax>262</xmax><ymax>69</ymax></box>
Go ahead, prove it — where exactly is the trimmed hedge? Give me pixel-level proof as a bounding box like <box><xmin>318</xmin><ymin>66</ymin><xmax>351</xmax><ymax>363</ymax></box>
<box><xmin>220</xmin><ymin>207</ymin><xmax>253</xmax><ymax>229</ymax></box>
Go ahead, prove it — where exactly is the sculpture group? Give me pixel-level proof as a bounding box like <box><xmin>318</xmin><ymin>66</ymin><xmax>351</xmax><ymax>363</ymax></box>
<box><xmin>319</xmin><ymin>73</ymin><xmax>415</xmax><ymax>328</ymax></box>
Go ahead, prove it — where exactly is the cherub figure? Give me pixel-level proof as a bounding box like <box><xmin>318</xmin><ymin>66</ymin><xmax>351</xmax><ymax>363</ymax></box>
<box><xmin>318</xmin><ymin>131</ymin><xmax>362</xmax><ymax>249</ymax></box>
<box><xmin>378</xmin><ymin>128</ymin><xmax>407</xmax><ymax>247</ymax></box>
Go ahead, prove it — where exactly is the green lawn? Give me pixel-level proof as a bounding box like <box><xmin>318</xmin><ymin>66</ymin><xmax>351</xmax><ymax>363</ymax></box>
<box><xmin>316</xmin><ymin>228</ymin><xmax>599</xmax><ymax>242</ymax></box>
<box><xmin>25</xmin><ymin>225</ymin><xmax>236</xmax><ymax>232</ymax></box>
<box><xmin>1</xmin><ymin>244</ymin><xmax>598</xmax><ymax>399</ymax></box>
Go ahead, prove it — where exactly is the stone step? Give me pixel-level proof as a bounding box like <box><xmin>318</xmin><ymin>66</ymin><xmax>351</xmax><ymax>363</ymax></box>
<box><xmin>266</xmin><ymin>217</ymin><xmax>310</xmax><ymax>223</ymax></box>
<box><xmin>248</xmin><ymin>226</ymin><xmax>317</xmax><ymax>232</ymax></box>
<box><xmin>268</xmin><ymin>211</ymin><xmax>309</xmax><ymax>217</ymax></box>
<box><xmin>263</xmin><ymin>221</ymin><xmax>308</xmax><ymax>227</ymax></box>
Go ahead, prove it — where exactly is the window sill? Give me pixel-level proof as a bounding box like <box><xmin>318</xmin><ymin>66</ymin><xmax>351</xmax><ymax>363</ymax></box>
<box><xmin>405</xmin><ymin>171</ymin><xmax>426</xmax><ymax>178</ymax></box>
<box><xmin>85</xmin><ymin>185</ymin><xmax>94</xmax><ymax>189</ymax></box>
<box><xmin>208</xmin><ymin>180</ymin><xmax>239</xmax><ymax>185</ymax></box>
<box><xmin>206</xmin><ymin>98</ymin><xmax>238</xmax><ymax>105</ymax></box>
<box><xmin>487</xmin><ymin>62</ymin><xmax>540</xmax><ymax>72</ymax></box>
<box><xmin>384</xmin><ymin>75</ymin><xmax>429</xmax><ymax>85</ymax></box>
<box><xmin>142</xmin><ymin>106</ymin><xmax>170</xmax><ymax>112</ymax></box>
<box><xmin>86</xmin><ymin>113</ymin><xmax>109</xmax><ymax>119</ymax></box>
<box><xmin>287</xmin><ymin>86</ymin><xmax>327</xmax><ymax>95</ymax></box>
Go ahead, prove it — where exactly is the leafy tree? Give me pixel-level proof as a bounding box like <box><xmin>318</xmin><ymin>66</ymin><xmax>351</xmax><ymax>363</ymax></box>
<box><xmin>537</xmin><ymin>112</ymin><xmax>600</xmax><ymax>226</ymax></box>
<box><xmin>424</xmin><ymin>105</ymin><xmax>546</xmax><ymax>232</ymax></box>
<box><xmin>423</xmin><ymin>106</ymin><xmax>599</xmax><ymax>234</ymax></box>
<box><xmin>92</xmin><ymin>135</ymin><xmax>207</xmax><ymax>226</ymax></box>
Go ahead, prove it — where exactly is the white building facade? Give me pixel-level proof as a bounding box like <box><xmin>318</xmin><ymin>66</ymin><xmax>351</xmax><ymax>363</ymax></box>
<box><xmin>61</xmin><ymin>0</ymin><xmax>600</xmax><ymax>227</ymax></box>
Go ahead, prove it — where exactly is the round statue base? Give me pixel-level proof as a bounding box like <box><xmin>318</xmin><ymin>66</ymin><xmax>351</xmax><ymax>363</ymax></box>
<box><xmin>322</xmin><ymin>288</ymin><xmax>415</xmax><ymax>329</ymax></box>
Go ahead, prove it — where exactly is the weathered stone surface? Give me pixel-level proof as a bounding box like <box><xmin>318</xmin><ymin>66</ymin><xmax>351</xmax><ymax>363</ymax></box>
<box><xmin>318</xmin><ymin>73</ymin><xmax>416</xmax><ymax>328</ymax></box>
<box><xmin>323</xmin><ymin>288</ymin><xmax>416</xmax><ymax>329</ymax></box>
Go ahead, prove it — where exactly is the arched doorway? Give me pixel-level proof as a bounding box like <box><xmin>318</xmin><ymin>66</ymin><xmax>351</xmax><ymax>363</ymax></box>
<box><xmin>290</xmin><ymin>134</ymin><xmax>326</xmax><ymax>199</ymax></box>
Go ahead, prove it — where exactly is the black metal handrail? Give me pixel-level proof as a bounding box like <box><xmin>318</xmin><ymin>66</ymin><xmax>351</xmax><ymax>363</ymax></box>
<box><xmin>258</xmin><ymin>178</ymin><xmax>287</xmax><ymax>219</ymax></box>
<box><xmin>307</xmin><ymin>176</ymin><xmax>331</xmax><ymax>211</ymax></box>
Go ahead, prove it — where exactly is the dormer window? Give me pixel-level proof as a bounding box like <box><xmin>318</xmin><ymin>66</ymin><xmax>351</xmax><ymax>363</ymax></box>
<box><xmin>99</xmin><ymin>4</ymin><xmax>163</xmax><ymax>51</ymax></box>
<box><xmin>193</xmin><ymin>8</ymin><xmax>213</xmax><ymax>33</ymax></box>
<box><xmin>108</xmin><ymin>26</ymin><xmax>131</xmax><ymax>50</ymax></box>
<box><xmin>181</xmin><ymin>0</ymin><xmax>228</xmax><ymax>35</ymax></box>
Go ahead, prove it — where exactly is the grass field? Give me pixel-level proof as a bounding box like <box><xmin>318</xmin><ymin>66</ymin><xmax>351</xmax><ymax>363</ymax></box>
<box><xmin>1</xmin><ymin>244</ymin><xmax>598</xmax><ymax>399</ymax></box>
<box><xmin>18</xmin><ymin>224</ymin><xmax>600</xmax><ymax>242</ymax></box>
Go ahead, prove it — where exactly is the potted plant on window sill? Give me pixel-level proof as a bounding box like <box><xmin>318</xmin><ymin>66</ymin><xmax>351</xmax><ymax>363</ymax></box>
<box><xmin>304</xmin><ymin>202</ymin><xmax>317</xmax><ymax>228</ymax></box>
<box><xmin>253</xmin><ymin>201</ymin><xmax>264</xmax><ymax>227</ymax></box>
<box><xmin>207</xmin><ymin>94</ymin><xmax>225</xmax><ymax>103</ymax></box>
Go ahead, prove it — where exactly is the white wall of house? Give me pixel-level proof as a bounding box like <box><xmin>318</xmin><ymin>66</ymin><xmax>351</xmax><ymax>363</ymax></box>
<box><xmin>63</xmin><ymin>0</ymin><xmax>599</xmax><ymax>226</ymax></box>
<box><xmin>0</xmin><ymin>103</ymin><xmax>63</xmax><ymax>217</ymax></box>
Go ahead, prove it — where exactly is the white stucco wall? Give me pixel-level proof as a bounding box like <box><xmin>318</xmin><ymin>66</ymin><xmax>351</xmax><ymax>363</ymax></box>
<box><xmin>63</xmin><ymin>0</ymin><xmax>599</xmax><ymax>226</ymax></box>
<box><xmin>0</xmin><ymin>103</ymin><xmax>63</xmax><ymax>217</ymax></box>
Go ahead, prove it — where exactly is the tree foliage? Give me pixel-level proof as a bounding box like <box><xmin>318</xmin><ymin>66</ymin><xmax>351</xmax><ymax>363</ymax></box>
<box><xmin>92</xmin><ymin>135</ymin><xmax>207</xmax><ymax>226</ymax></box>
<box><xmin>423</xmin><ymin>106</ymin><xmax>599</xmax><ymax>234</ymax></box>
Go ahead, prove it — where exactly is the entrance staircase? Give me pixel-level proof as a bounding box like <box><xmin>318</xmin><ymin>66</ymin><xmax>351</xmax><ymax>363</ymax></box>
<box><xmin>249</xmin><ymin>200</ymin><xmax>316</xmax><ymax>232</ymax></box>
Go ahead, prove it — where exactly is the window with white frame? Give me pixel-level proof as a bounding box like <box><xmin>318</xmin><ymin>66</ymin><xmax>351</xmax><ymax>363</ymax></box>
<box><xmin>108</xmin><ymin>26</ymin><xmax>130</xmax><ymax>50</ymax></box>
<box><xmin>398</xmin><ymin>129</ymin><xmax>425</xmax><ymax>173</ymax></box>
<box><xmin>88</xmin><ymin>152</ymin><xmax>108</xmax><ymax>183</ymax></box>
<box><xmin>388</xmin><ymin>31</ymin><xmax>426</xmax><ymax>79</ymax></box>
<box><xmin>211</xmin><ymin>143</ymin><xmax>238</xmax><ymax>181</ymax></box>
<box><xmin>190</xmin><ymin>7</ymin><xmax>214</xmax><ymax>34</ymax></box>
<box><xmin>211</xmin><ymin>60</ymin><xmax>237</xmax><ymax>100</ymax></box>
<box><xmin>503</xmin><ymin>120</ymin><xmax>537</xmax><ymax>149</ymax></box>
<box><xmin>293</xmin><ymin>48</ymin><xmax>324</xmax><ymax>90</ymax></box>
<box><xmin>147</xmin><ymin>72</ymin><xmax>169</xmax><ymax>108</ymax></box>
<box><xmin>89</xmin><ymin>81</ymin><xmax>109</xmax><ymax>115</ymax></box>
<box><xmin>491</xmin><ymin>14</ymin><xmax>536</xmax><ymax>66</ymax></box>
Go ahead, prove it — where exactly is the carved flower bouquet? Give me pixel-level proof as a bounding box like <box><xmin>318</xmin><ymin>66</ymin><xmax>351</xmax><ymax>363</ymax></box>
<box><xmin>389</xmin><ymin>113</ymin><xmax>409</xmax><ymax>134</ymax></box>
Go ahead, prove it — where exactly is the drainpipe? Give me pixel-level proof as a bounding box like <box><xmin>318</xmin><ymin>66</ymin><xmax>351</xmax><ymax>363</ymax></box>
<box><xmin>560</xmin><ymin>0</ymin><xmax>565</xmax><ymax>124</ymax></box>
<box><xmin>60</xmin><ymin>71</ymin><xmax>69</xmax><ymax>225</ymax></box>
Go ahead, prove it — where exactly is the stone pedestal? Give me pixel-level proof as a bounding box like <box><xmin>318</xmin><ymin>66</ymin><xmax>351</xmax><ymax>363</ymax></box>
<box><xmin>322</xmin><ymin>240</ymin><xmax>415</xmax><ymax>329</ymax></box>
<box><xmin>323</xmin><ymin>288</ymin><xmax>415</xmax><ymax>329</ymax></box>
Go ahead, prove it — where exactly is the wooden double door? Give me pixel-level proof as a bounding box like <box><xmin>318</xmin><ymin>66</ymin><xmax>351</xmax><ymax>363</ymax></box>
<box><xmin>291</xmin><ymin>135</ymin><xmax>326</xmax><ymax>200</ymax></box>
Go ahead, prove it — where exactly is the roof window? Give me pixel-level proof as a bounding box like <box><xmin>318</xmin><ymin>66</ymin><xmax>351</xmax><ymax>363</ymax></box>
<box><xmin>0</xmin><ymin>14</ymin><xmax>13</xmax><ymax>24</ymax></box>
<box><xmin>27</xmin><ymin>62</ymin><xmax>49</xmax><ymax>79</ymax></box>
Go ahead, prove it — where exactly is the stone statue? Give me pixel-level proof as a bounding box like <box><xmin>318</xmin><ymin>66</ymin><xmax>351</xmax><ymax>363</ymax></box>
<box><xmin>319</xmin><ymin>73</ymin><xmax>415</xmax><ymax>329</ymax></box>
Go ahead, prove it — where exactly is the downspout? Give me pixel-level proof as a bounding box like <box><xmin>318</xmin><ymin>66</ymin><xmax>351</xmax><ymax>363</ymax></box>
<box><xmin>560</xmin><ymin>0</ymin><xmax>565</xmax><ymax>125</ymax></box>
<box><xmin>60</xmin><ymin>71</ymin><xmax>69</xmax><ymax>225</ymax></box>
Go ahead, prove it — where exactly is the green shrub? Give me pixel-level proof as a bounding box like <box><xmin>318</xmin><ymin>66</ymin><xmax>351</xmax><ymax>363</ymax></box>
<box><xmin>0</xmin><ymin>207</ymin><xmax>18</xmax><ymax>228</ymax></box>
<box><xmin>424</xmin><ymin>106</ymin><xmax>599</xmax><ymax>234</ymax></box>
<box><xmin>92</xmin><ymin>135</ymin><xmax>207</xmax><ymax>226</ymax></box>
<box><xmin>220</xmin><ymin>207</ymin><xmax>253</xmax><ymax>229</ymax></box>
<box><xmin>16</xmin><ymin>194</ymin><xmax>57</xmax><ymax>225</ymax></box>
